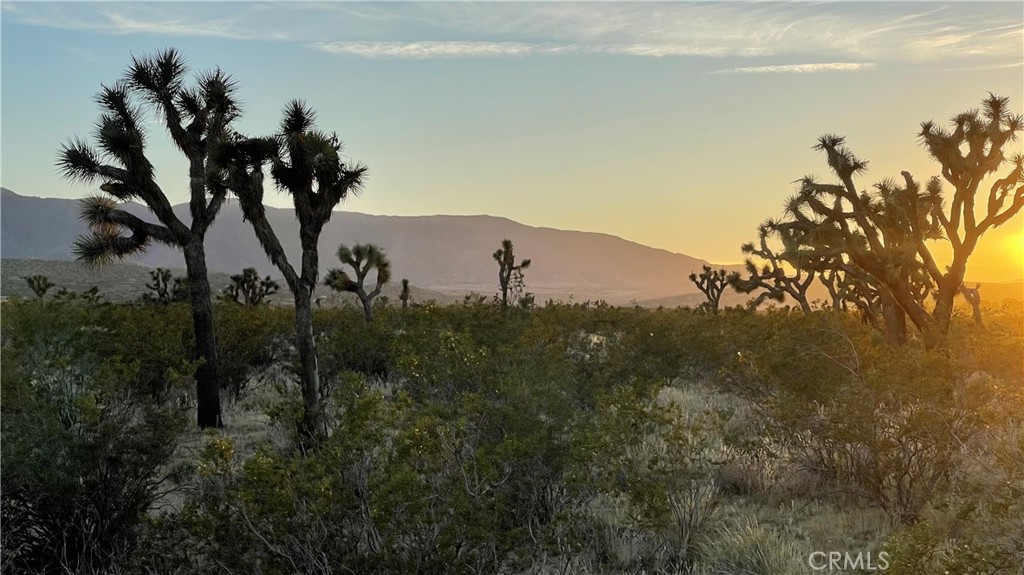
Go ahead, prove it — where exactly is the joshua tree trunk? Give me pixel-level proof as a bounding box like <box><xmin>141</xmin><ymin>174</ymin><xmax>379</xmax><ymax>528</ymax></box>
<box><xmin>293</xmin><ymin>285</ymin><xmax>322</xmax><ymax>437</ymax></box>
<box><xmin>960</xmin><ymin>284</ymin><xmax>983</xmax><ymax>327</ymax></box>
<box><xmin>881</xmin><ymin>292</ymin><xmax>908</xmax><ymax>347</ymax></box>
<box><xmin>794</xmin><ymin>296</ymin><xmax>812</xmax><ymax>315</ymax></box>
<box><xmin>930</xmin><ymin>257</ymin><xmax>969</xmax><ymax>341</ymax></box>
<box><xmin>360</xmin><ymin>293</ymin><xmax>374</xmax><ymax>323</ymax></box>
<box><xmin>184</xmin><ymin>239</ymin><xmax>222</xmax><ymax>428</ymax></box>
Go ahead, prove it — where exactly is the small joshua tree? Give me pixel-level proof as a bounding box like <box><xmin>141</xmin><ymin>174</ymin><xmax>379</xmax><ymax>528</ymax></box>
<box><xmin>689</xmin><ymin>265</ymin><xmax>728</xmax><ymax>314</ymax></box>
<box><xmin>142</xmin><ymin>268</ymin><xmax>189</xmax><ymax>305</ymax></box>
<box><xmin>54</xmin><ymin>286</ymin><xmax>104</xmax><ymax>304</ymax></box>
<box><xmin>324</xmin><ymin>243</ymin><xmax>391</xmax><ymax>323</ymax></box>
<box><xmin>728</xmin><ymin>219</ymin><xmax>814</xmax><ymax>313</ymax></box>
<box><xmin>25</xmin><ymin>275</ymin><xmax>54</xmax><ymax>299</ymax></box>
<box><xmin>222</xmin><ymin>268</ymin><xmax>279</xmax><ymax>307</ymax></box>
<box><xmin>493</xmin><ymin>239</ymin><xmax>531</xmax><ymax>309</ymax></box>
<box><xmin>400</xmin><ymin>278</ymin><xmax>411</xmax><ymax>309</ymax></box>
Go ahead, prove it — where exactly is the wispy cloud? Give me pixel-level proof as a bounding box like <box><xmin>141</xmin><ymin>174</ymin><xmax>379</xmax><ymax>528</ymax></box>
<box><xmin>2</xmin><ymin>3</ymin><xmax>287</xmax><ymax>41</ymax></box>
<box><xmin>311</xmin><ymin>41</ymin><xmax>540</xmax><ymax>59</ymax></box>
<box><xmin>309</xmin><ymin>41</ymin><xmax>770</xmax><ymax>59</ymax></box>
<box><xmin>4</xmin><ymin>2</ymin><xmax>1021</xmax><ymax>64</ymax></box>
<box><xmin>98</xmin><ymin>10</ymin><xmax>285</xmax><ymax>41</ymax></box>
<box><xmin>712</xmin><ymin>62</ymin><xmax>878</xmax><ymax>75</ymax></box>
<box><xmin>56</xmin><ymin>43</ymin><xmax>98</xmax><ymax>63</ymax></box>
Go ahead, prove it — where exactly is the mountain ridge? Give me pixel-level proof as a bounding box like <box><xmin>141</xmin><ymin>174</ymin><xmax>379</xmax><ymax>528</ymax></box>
<box><xmin>1</xmin><ymin>188</ymin><xmax>736</xmax><ymax>303</ymax></box>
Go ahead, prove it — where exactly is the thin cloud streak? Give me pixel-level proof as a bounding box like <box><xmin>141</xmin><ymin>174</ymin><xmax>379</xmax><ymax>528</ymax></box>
<box><xmin>309</xmin><ymin>41</ymin><xmax>772</xmax><ymax>59</ymax></box>
<box><xmin>311</xmin><ymin>41</ymin><xmax>540</xmax><ymax>59</ymax></box>
<box><xmin>712</xmin><ymin>62</ymin><xmax>879</xmax><ymax>74</ymax></box>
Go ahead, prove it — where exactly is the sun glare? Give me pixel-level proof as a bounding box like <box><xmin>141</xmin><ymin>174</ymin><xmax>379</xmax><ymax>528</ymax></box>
<box><xmin>1011</xmin><ymin>229</ymin><xmax>1024</xmax><ymax>272</ymax></box>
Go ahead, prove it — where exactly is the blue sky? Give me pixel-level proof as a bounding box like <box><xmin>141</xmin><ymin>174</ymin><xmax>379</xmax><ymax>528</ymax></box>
<box><xmin>2</xmin><ymin>2</ymin><xmax>1022</xmax><ymax>280</ymax></box>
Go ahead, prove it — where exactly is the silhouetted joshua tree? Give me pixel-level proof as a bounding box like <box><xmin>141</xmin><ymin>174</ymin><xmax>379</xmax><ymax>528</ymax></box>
<box><xmin>779</xmin><ymin>94</ymin><xmax>1023</xmax><ymax>347</ymax></box>
<box><xmin>25</xmin><ymin>275</ymin><xmax>54</xmax><ymax>299</ymax></box>
<box><xmin>494</xmin><ymin>239</ymin><xmax>531</xmax><ymax>309</ymax></box>
<box><xmin>222</xmin><ymin>268</ymin><xmax>279</xmax><ymax>307</ymax></box>
<box><xmin>728</xmin><ymin>219</ymin><xmax>814</xmax><ymax>313</ymax></box>
<box><xmin>689</xmin><ymin>265</ymin><xmax>729</xmax><ymax>314</ymax></box>
<box><xmin>210</xmin><ymin>100</ymin><xmax>367</xmax><ymax>440</ymax></box>
<box><xmin>58</xmin><ymin>49</ymin><xmax>240</xmax><ymax>427</ymax></box>
<box><xmin>400</xmin><ymin>278</ymin><xmax>411</xmax><ymax>309</ymax></box>
<box><xmin>324</xmin><ymin>243</ymin><xmax>391</xmax><ymax>323</ymax></box>
<box><xmin>142</xmin><ymin>268</ymin><xmax>189</xmax><ymax>305</ymax></box>
<box><xmin>53</xmin><ymin>286</ymin><xmax>104</xmax><ymax>304</ymax></box>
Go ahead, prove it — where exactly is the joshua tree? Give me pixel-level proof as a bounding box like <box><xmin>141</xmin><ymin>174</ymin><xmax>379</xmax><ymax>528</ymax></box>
<box><xmin>57</xmin><ymin>49</ymin><xmax>239</xmax><ymax>428</ymax></box>
<box><xmin>728</xmin><ymin>219</ymin><xmax>814</xmax><ymax>313</ymax></box>
<box><xmin>780</xmin><ymin>94</ymin><xmax>1022</xmax><ymax>347</ymax></box>
<box><xmin>689</xmin><ymin>265</ymin><xmax>728</xmax><ymax>313</ymax></box>
<box><xmin>493</xmin><ymin>239</ymin><xmax>531</xmax><ymax>309</ymax></box>
<box><xmin>400</xmin><ymin>278</ymin><xmax>411</xmax><ymax>309</ymax></box>
<box><xmin>324</xmin><ymin>243</ymin><xmax>391</xmax><ymax>323</ymax></box>
<box><xmin>24</xmin><ymin>275</ymin><xmax>54</xmax><ymax>299</ymax></box>
<box><xmin>222</xmin><ymin>268</ymin><xmax>279</xmax><ymax>307</ymax></box>
<box><xmin>209</xmin><ymin>100</ymin><xmax>367</xmax><ymax>439</ymax></box>
<box><xmin>142</xmin><ymin>268</ymin><xmax>189</xmax><ymax>305</ymax></box>
<box><xmin>53</xmin><ymin>286</ymin><xmax>104</xmax><ymax>304</ymax></box>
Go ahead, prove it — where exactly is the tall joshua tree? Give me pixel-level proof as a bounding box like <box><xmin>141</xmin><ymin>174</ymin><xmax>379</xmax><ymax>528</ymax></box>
<box><xmin>782</xmin><ymin>94</ymin><xmax>1023</xmax><ymax>345</ymax></box>
<box><xmin>210</xmin><ymin>100</ymin><xmax>366</xmax><ymax>439</ymax></box>
<box><xmin>58</xmin><ymin>49</ymin><xmax>238</xmax><ymax>428</ymax></box>
<box><xmin>689</xmin><ymin>265</ymin><xmax>728</xmax><ymax>314</ymax></box>
<box><xmin>494</xmin><ymin>239</ymin><xmax>531</xmax><ymax>309</ymax></box>
<box><xmin>324</xmin><ymin>243</ymin><xmax>391</xmax><ymax>323</ymax></box>
<box><xmin>728</xmin><ymin>219</ymin><xmax>814</xmax><ymax>313</ymax></box>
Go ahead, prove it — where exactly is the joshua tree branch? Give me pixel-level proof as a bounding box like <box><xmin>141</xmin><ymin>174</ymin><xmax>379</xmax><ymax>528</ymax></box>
<box><xmin>80</xmin><ymin>198</ymin><xmax>177</xmax><ymax>246</ymax></box>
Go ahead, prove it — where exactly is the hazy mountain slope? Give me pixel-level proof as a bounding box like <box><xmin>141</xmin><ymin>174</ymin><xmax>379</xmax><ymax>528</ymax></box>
<box><xmin>0</xmin><ymin>189</ymin><xmax>87</xmax><ymax>261</ymax></box>
<box><xmin>1</xmin><ymin>188</ymin><xmax>735</xmax><ymax>303</ymax></box>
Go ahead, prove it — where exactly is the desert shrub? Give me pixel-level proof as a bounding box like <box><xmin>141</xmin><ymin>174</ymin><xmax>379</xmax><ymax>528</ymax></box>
<box><xmin>565</xmin><ymin>381</ymin><xmax>750</xmax><ymax>571</ymax></box>
<box><xmin>315</xmin><ymin>306</ymin><xmax>397</xmax><ymax>382</ymax></box>
<box><xmin>884</xmin><ymin>407</ymin><xmax>1024</xmax><ymax>575</ymax></box>
<box><xmin>214</xmin><ymin>303</ymin><xmax>292</xmax><ymax>400</ymax></box>
<box><xmin>694</xmin><ymin>519</ymin><xmax>804</xmax><ymax>575</ymax></box>
<box><xmin>1</xmin><ymin>327</ymin><xmax>188</xmax><ymax>574</ymax></box>
<box><xmin>137</xmin><ymin>310</ymin><xmax>599</xmax><ymax>574</ymax></box>
<box><xmin>720</xmin><ymin>310</ymin><xmax>1019</xmax><ymax>525</ymax></box>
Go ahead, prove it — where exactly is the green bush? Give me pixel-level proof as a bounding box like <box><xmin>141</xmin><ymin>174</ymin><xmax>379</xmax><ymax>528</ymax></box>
<box><xmin>1</xmin><ymin>322</ymin><xmax>188</xmax><ymax>574</ymax></box>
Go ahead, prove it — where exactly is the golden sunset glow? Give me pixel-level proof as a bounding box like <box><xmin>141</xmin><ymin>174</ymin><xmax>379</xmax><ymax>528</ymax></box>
<box><xmin>1011</xmin><ymin>229</ymin><xmax>1024</xmax><ymax>271</ymax></box>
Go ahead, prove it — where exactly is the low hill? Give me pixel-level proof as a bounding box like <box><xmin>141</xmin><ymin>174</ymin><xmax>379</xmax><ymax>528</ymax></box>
<box><xmin>0</xmin><ymin>259</ymin><xmax>457</xmax><ymax>305</ymax></box>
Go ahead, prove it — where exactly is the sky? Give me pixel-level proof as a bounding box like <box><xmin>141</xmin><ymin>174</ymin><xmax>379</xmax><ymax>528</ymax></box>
<box><xmin>2</xmin><ymin>1</ymin><xmax>1023</xmax><ymax>282</ymax></box>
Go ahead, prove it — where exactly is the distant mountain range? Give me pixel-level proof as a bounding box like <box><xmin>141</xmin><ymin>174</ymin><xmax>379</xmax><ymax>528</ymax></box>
<box><xmin>1</xmin><ymin>188</ymin><xmax>746</xmax><ymax>304</ymax></box>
